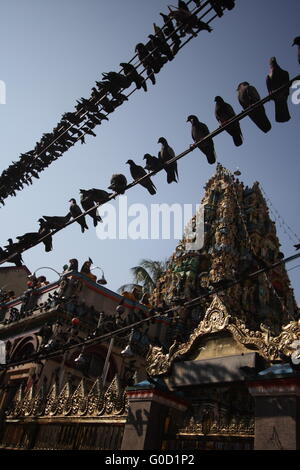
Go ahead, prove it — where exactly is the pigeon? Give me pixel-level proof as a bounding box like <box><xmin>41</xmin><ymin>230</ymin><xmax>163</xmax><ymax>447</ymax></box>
<box><xmin>292</xmin><ymin>37</ymin><xmax>300</xmax><ymax>64</ymax></box>
<box><xmin>38</xmin><ymin>219</ymin><xmax>53</xmax><ymax>252</ymax></box>
<box><xmin>80</xmin><ymin>191</ymin><xmax>102</xmax><ymax>227</ymax></box>
<box><xmin>209</xmin><ymin>1</ymin><xmax>224</xmax><ymax>17</ymax></box>
<box><xmin>157</xmin><ymin>137</ymin><xmax>179</xmax><ymax>183</ymax></box>
<box><xmin>143</xmin><ymin>154</ymin><xmax>164</xmax><ymax>172</ymax></box>
<box><xmin>148</xmin><ymin>34</ymin><xmax>173</xmax><ymax>61</ymax></box>
<box><xmin>222</xmin><ymin>0</ymin><xmax>235</xmax><ymax>10</ymax></box>
<box><xmin>80</xmin><ymin>188</ymin><xmax>113</xmax><ymax>205</ymax></box>
<box><xmin>126</xmin><ymin>160</ymin><xmax>157</xmax><ymax>195</ymax></box>
<box><xmin>108</xmin><ymin>174</ymin><xmax>128</xmax><ymax>194</ymax></box>
<box><xmin>0</xmin><ymin>238</ymin><xmax>23</xmax><ymax>267</ymax></box>
<box><xmin>69</xmin><ymin>198</ymin><xmax>89</xmax><ymax>233</ymax></box>
<box><xmin>178</xmin><ymin>0</ymin><xmax>190</xmax><ymax>12</ymax></box>
<box><xmin>42</xmin><ymin>213</ymin><xmax>72</xmax><ymax>230</ymax></box>
<box><xmin>16</xmin><ymin>232</ymin><xmax>41</xmax><ymax>248</ymax></box>
<box><xmin>187</xmin><ymin>115</ymin><xmax>216</xmax><ymax>164</ymax></box>
<box><xmin>120</xmin><ymin>62</ymin><xmax>147</xmax><ymax>92</ymax></box>
<box><xmin>2</xmin><ymin>239</ymin><xmax>23</xmax><ymax>267</ymax></box>
<box><xmin>214</xmin><ymin>96</ymin><xmax>243</xmax><ymax>146</ymax></box>
<box><xmin>266</xmin><ymin>57</ymin><xmax>290</xmax><ymax>123</ymax></box>
<box><xmin>237</xmin><ymin>82</ymin><xmax>272</xmax><ymax>133</ymax></box>
<box><xmin>159</xmin><ymin>13</ymin><xmax>181</xmax><ymax>55</ymax></box>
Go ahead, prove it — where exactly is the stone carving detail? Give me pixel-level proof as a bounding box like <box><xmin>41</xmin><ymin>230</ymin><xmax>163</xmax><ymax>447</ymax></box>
<box><xmin>7</xmin><ymin>375</ymin><xmax>127</xmax><ymax>419</ymax></box>
<box><xmin>146</xmin><ymin>296</ymin><xmax>300</xmax><ymax>376</ymax></box>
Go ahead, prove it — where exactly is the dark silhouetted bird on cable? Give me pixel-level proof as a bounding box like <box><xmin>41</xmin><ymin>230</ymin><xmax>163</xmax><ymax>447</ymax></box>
<box><xmin>143</xmin><ymin>154</ymin><xmax>164</xmax><ymax>173</ymax></box>
<box><xmin>237</xmin><ymin>82</ymin><xmax>272</xmax><ymax>133</ymax></box>
<box><xmin>16</xmin><ymin>232</ymin><xmax>41</xmax><ymax>249</ymax></box>
<box><xmin>1</xmin><ymin>240</ymin><xmax>23</xmax><ymax>267</ymax></box>
<box><xmin>79</xmin><ymin>190</ymin><xmax>102</xmax><ymax>227</ymax></box>
<box><xmin>135</xmin><ymin>43</ymin><xmax>157</xmax><ymax>84</ymax></box>
<box><xmin>266</xmin><ymin>57</ymin><xmax>290</xmax><ymax>123</ymax></box>
<box><xmin>108</xmin><ymin>174</ymin><xmax>128</xmax><ymax>194</ymax></box>
<box><xmin>69</xmin><ymin>199</ymin><xmax>89</xmax><ymax>233</ymax></box>
<box><xmin>80</xmin><ymin>188</ymin><xmax>113</xmax><ymax>205</ymax></box>
<box><xmin>158</xmin><ymin>137</ymin><xmax>179</xmax><ymax>184</ymax></box>
<box><xmin>214</xmin><ymin>96</ymin><xmax>243</xmax><ymax>146</ymax></box>
<box><xmin>187</xmin><ymin>115</ymin><xmax>216</xmax><ymax>164</ymax></box>
<box><xmin>41</xmin><ymin>213</ymin><xmax>72</xmax><ymax>230</ymax></box>
<box><xmin>120</xmin><ymin>63</ymin><xmax>147</xmax><ymax>92</ymax></box>
<box><xmin>168</xmin><ymin>7</ymin><xmax>212</xmax><ymax>37</ymax></box>
<box><xmin>126</xmin><ymin>160</ymin><xmax>157</xmax><ymax>195</ymax></box>
<box><xmin>292</xmin><ymin>37</ymin><xmax>300</xmax><ymax>64</ymax></box>
<box><xmin>159</xmin><ymin>13</ymin><xmax>181</xmax><ymax>55</ymax></box>
<box><xmin>148</xmin><ymin>34</ymin><xmax>173</xmax><ymax>61</ymax></box>
<box><xmin>38</xmin><ymin>219</ymin><xmax>53</xmax><ymax>252</ymax></box>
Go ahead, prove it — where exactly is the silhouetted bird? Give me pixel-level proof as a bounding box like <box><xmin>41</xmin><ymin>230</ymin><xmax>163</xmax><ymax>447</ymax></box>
<box><xmin>80</xmin><ymin>188</ymin><xmax>113</xmax><ymax>205</ymax></box>
<box><xmin>187</xmin><ymin>115</ymin><xmax>216</xmax><ymax>164</ymax></box>
<box><xmin>143</xmin><ymin>154</ymin><xmax>164</xmax><ymax>172</ymax></box>
<box><xmin>38</xmin><ymin>219</ymin><xmax>53</xmax><ymax>252</ymax></box>
<box><xmin>158</xmin><ymin>137</ymin><xmax>179</xmax><ymax>184</ymax></box>
<box><xmin>2</xmin><ymin>239</ymin><xmax>23</xmax><ymax>267</ymax></box>
<box><xmin>69</xmin><ymin>199</ymin><xmax>89</xmax><ymax>233</ymax></box>
<box><xmin>126</xmin><ymin>160</ymin><xmax>157</xmax><ymax>195</ymax></box>
<box><xmin>135</xmin><ymin>43</ymin><xmax>156</xmax><ymax>84</ymax></box>
<box><xmin>266</xmin><ymin>57</ymin><xmax>290</xmax><ymax>123</ymax></box>
<box><xmin>237</xmin><ymin>82</ymin><xmax>272</xmax><ymax>133</ymax></box>
<box><xmin>148</xmin><ymin>34</ymin><xmax>173</xmax><ymax>61</ymax></box>
<box><xmin>120</xmin><ymin>63</ymin><xmax>147</xmax><ymax>92</ymax></box>
<box><xmin>214</xmin><ymin>96</ymin><xmax>243</xmax><ymax>146</ymax></box>
<box><xmin>292</xmin><ymin>37</ymin><xmax>300</xmax><ymax>64</ymax></box>
<box><xmin>108</xmin><ymin>174</ymin><xmax>128</xmax><ymax>194</ymax></box>
<box><xmin>16</xmin><ymin>232</ymin><xmax>41</xmax><ymax>249</ymax></box>
<box><xmin>159</xmin><ymin>13</ymin><xmax>181</xmax><ymax>55</ymax></box>
<box><xmin>42</xmin><ymin>213</ymin><xmax>72</xmax><ymax>230</ymax></box>
<box><xmin>80</xmin><ymin>191</ymin><xmax>102</xmax><ymax>227</ymax></box>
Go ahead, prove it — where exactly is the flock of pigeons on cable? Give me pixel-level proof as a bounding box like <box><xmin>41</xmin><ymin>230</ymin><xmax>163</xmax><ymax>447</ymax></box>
<box><xmin>1</xmin><ymin>1</ymin><xmax>299</xmax><ymax>267</ymax></box>
<box><xmin>0</xmin><ymin>0</ymin><xmax>235</xmax><ymax>208</ymax></box>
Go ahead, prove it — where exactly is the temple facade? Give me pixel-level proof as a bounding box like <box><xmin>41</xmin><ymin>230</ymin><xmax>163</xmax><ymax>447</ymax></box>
<box><xmin>0</xmin><ymin>164</ymin><xmax>299</xmax><ymax>451</ymax></box>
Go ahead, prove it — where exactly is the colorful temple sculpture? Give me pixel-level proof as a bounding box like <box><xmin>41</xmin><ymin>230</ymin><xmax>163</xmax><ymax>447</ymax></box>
<box><xmin>0</xmin><ymin>164</ymin><xmax>299</xmax><ymax>450</ymax></box>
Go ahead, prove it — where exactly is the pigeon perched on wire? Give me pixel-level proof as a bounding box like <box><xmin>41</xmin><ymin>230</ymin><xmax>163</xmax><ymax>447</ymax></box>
<box><xmin>41</xmin><ymin>213</ymin><xmax>72</xmax><ymax>230</ymax></box>
<box><xmin>147</xmin><ymin>34</ymin><xmax>173</xmax><ymax>61</ymax></box>
<box><xmin>108</xmin><ymin>174</ymin><xmax>128</xmax><ymax>194</ymax></box>
<box><xmin>187</xmin><ymin>115</ymin><xmax>216</xmax><ymax>164</ymax></box>
<box><xmin>214</xmin><ymin>96</ymin><xmax>243</xmax><ymax>146</ymax></box>
<box><xmin>16</xmin><ymin>232</ymin><xmax>41</xmax><ymax>249</ymax></box>
<box><xmin>80</xmin><ymin>188</ymin><xmax>113</xmax><ymax>205</ymax></box>
<box><xmin>157</xmin><ymin>137</ymin><xmax>179</xmax><ymax>184</ymax></box>
<box><xmin>135</xmin><ymin>43</ymin><xmax>157</xmax><ymax>84</ymax></box>
<box><xmin>237</xmin><ymin>82</ymin><xmax>272</xmax><ymax>133</ymax></box>
<box><xmin>38</xmin><ymin>219</ymin><xmax>53</xmax><ymax>252</ymax></box>
<box><xmin>126</xmin><ymin>160</ymin><xmax>157</xmax><ymax>195</ymax></box>
<box><xmin>120</xmin><ymin>63</ymin><xmax>147</xmax><ymax>92</ymax></box>
<box><xmin>159</xmin><ymin>13</ymin><xmax>181</xmax><ymax>55</ymax></box>
<box><xmin>266</xmin><ymin>57</ymin><xmax>291</xmax><ymax>123</ymax></box>
<box><xmin>292</xmin><ymin>37</ymin><xmax>300</xmax><ymax>64</ymax></box>
<box><xmin>80</xmin><ymin>190</ymin><xmax>102</xmax><ymax>227</ymax></box>
<box><xmin>143</xmin><ymin>154</ymin><xmax>164</xmax><ymax>172</ymax></box>
<box><xmin>1</xmin><ymin>240</ymin><xmax>23</xmax><ymax>267</ymax></box>
<box><xmin>69</xmin><ymin>198</ymin><xmax>89</xmax><ymax>233</ymax></box>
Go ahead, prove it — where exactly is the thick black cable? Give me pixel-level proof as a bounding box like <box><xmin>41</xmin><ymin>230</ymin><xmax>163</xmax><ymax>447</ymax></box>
<box><xmin>0</xmin><ymin>74</ymin><xmax>298</xmax><ymax>266</ymax></box>
<box><xmin>1</xmin><ymin>251</ymin><xmax>299</xmax><ymax>370</ymax></box>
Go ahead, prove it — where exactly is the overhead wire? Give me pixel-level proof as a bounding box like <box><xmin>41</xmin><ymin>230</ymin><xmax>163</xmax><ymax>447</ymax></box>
<box><xmin>0</xmin><ymin>74</ymin><xmax>299</xmax><ymax>267</ymax></box>
<box><xmin>1</xmin><ymin>250</ymin><xmax>300</xmax><ymax>371</ymax></box>
<box><xmin>0</xmin><ymin>0</ymin><xmax>220</xmax><ymax>205</ymax></box>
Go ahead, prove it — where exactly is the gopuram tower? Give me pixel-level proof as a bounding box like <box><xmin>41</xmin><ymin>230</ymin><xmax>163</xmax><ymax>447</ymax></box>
<box><xmin>147</xmin><ymin>164</ymin><xmax>299</xmax><ymax>376</ymax></box>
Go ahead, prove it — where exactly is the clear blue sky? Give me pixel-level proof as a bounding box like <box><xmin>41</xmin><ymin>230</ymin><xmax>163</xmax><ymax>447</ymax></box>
<box><xmin>0</xmin><ymin>0</ymin><xmax>299</xmax><ymax>303</ymax></box>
